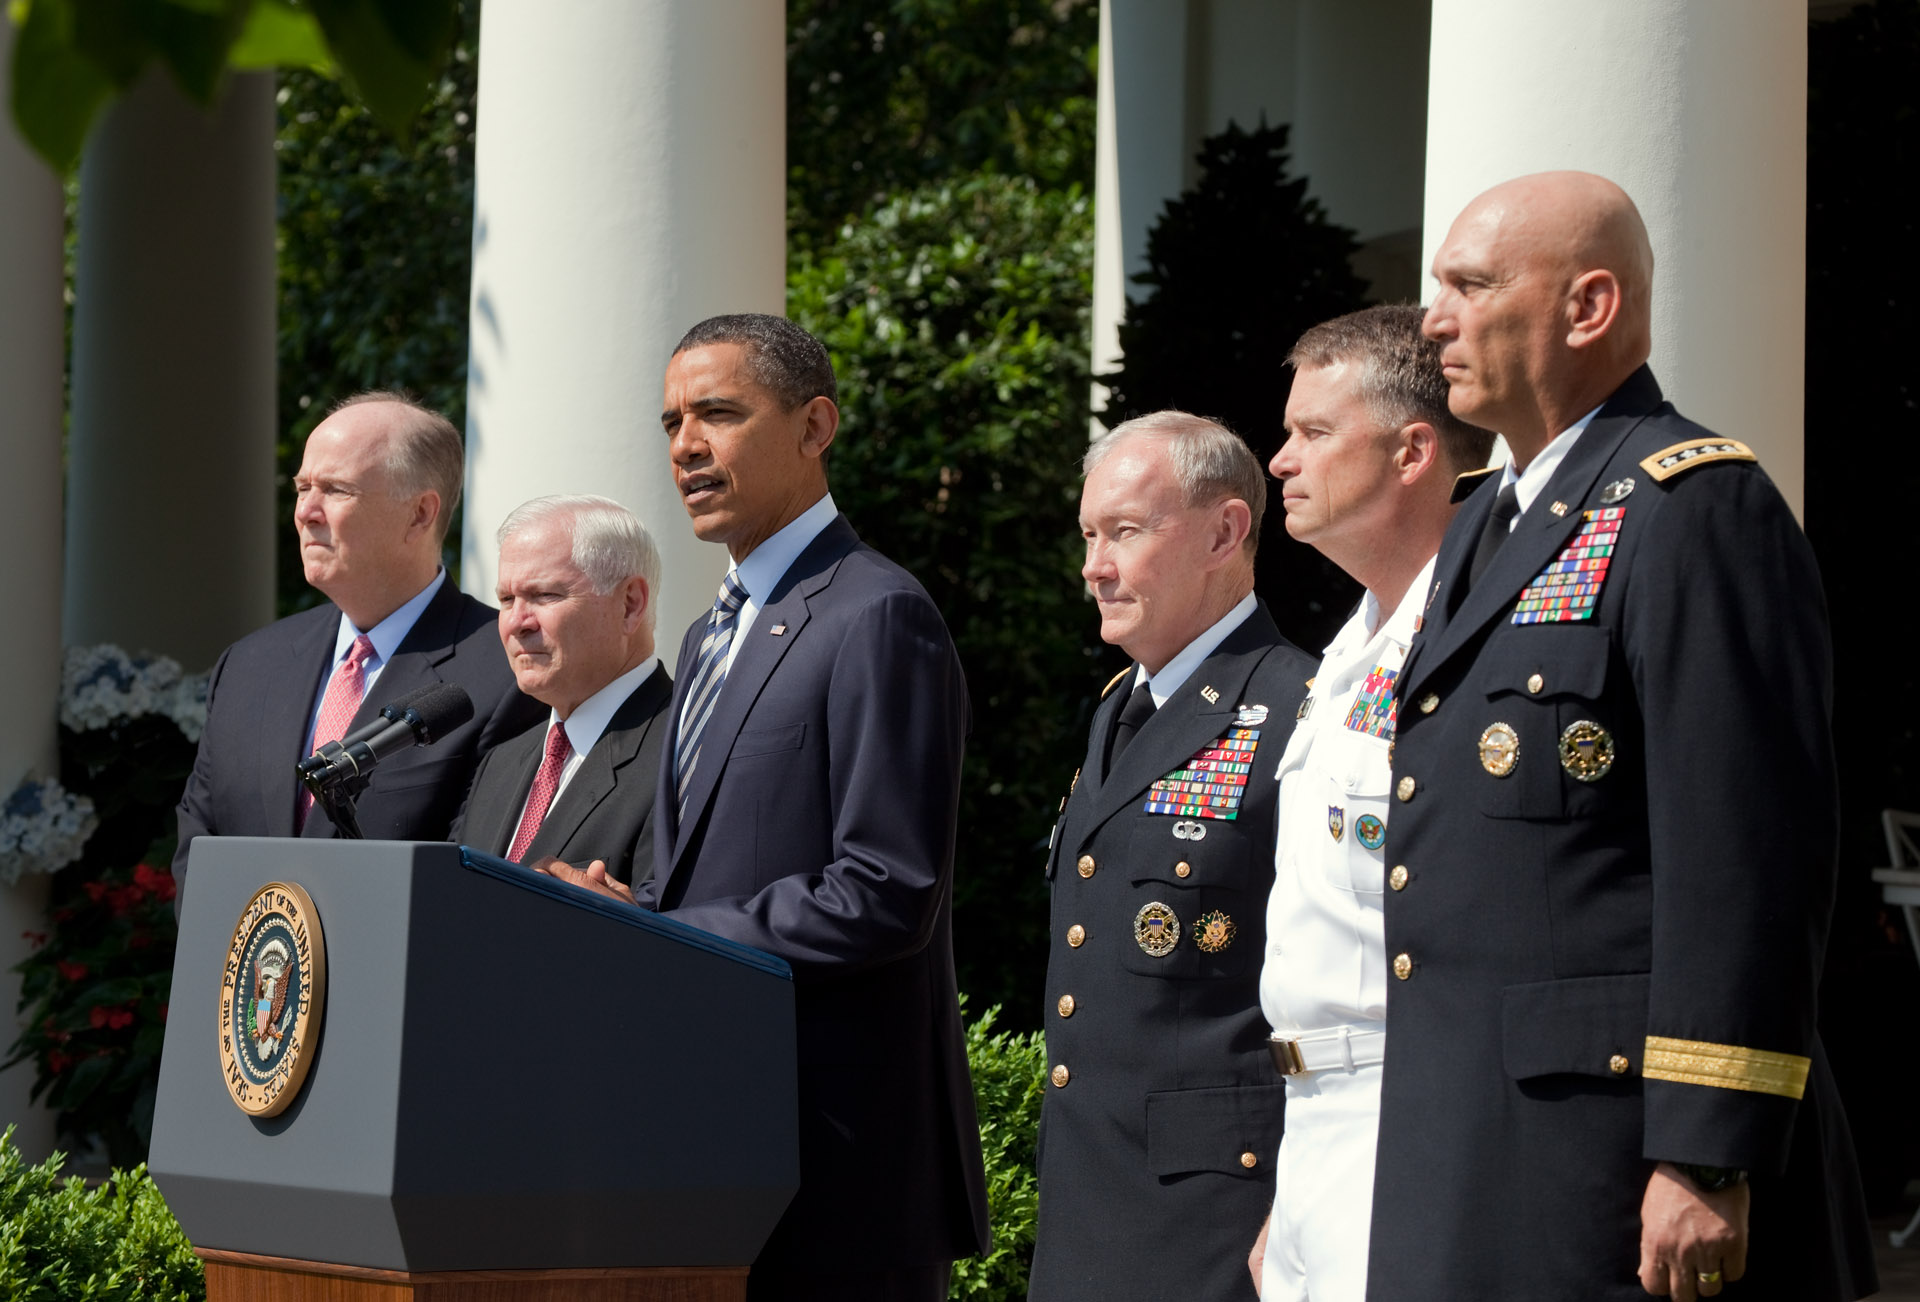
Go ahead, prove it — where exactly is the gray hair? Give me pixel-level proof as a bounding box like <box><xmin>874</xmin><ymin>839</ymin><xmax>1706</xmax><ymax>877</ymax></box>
<box><xmin>1286</xmin><ymin>305</ymin><xmax>1495</xmax><ymax>473</ymax></box>
<box><xmin>328</xmin><ymin>391</ymin><xmax>465</xmax><ymax>542</ymax></box>
<box><xmin>496</xmin><ymin>495</ymin><xmax>662</xmax><ymax>628</ymax></box>
<box><xmin>1083</xmin><ymin>411</ymin><xmax>1267</xmax><ymax>556</ymax></box>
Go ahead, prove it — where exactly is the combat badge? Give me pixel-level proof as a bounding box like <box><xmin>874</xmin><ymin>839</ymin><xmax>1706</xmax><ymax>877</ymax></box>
<box><xmin>1600</xmin><ymin>477</ymin><xmax>1635</xmax><ymax>504</ymax></box>
<box><xmin>1237</xmin><ymin>704</ymin><xmax>1269</xmax><ymax>726</ymax></box>
<box><xmin>1194</xmin><ymin>911</ymin><xmax>1237</xmax><ymax>954</ymax></box>
<box><xmin>1355</xmin><ymin>813</ymin><xmax>1386</xmax><ymax>850</ymax></box>
<box><xmin>1328</xmin><ymin>806</ymin><xmax>1345</xmax><ymax>842</ymax></box>
<box><xmin>1172</xmin><ymin>819</ymin><xmax>1208</xmax><ymax>842</ymax></box>
<box><xmin>1479</xmin><ymin>723</ymin><xmax>1519</xmax><ymax>777</ymax></box>
<box><xmin>1559</xmin><ymin>720</ymin><xmax>1615</xmax><ymax>781</ymax></box>
<box><xmin>1135</xmin><ymin>901</ymin><xmax>1180</xmax><ymax>957</ymax></box>
<box><xmin>219</xmin><ymin>880</ymin><xmax>328</xmax><ymax>1118</ymax></box>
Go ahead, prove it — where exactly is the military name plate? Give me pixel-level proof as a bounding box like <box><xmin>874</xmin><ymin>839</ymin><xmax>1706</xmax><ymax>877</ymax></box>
<box><xmin>219</xmin><ymin>881</ymin><xmax>327</xmax><ymax>1117</ymax></box>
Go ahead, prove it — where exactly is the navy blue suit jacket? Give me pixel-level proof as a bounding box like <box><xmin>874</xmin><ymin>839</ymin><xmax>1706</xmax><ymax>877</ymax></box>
<box><xmin>639</xmin><ymin>515</ymin><xmax>990</xmax><ymax>1272</ymax></box>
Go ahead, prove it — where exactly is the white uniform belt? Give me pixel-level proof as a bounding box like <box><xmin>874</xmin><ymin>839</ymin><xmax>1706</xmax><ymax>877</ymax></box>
<box><xmin>1269</xmin><ymin>1023</ymin><xmax>1387</xmax><ymax>1077</ymax></box>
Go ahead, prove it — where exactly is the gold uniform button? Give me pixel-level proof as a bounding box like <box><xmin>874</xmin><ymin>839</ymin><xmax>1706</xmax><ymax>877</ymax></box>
<box><xmin>1418</xmin><ymin>693</ymin><xmax>1439</xmax><ymax>714</ymax></box>
<box><xmin>1077</xmin><ymin>855</ymin><xmax>1096</xmax><ymax>878</ymax></box>
<box><xmin>1609</xmin><ymin>1054</ymin><xmax>1630</xmax><ymax>1076</ymax></box>
<box><xmin>1240</xmin><ymin>1151</ymin><xmax>1259</xmax><ymax>1169</ymax></box>
<box><xmin>1175</xmin><ymin>861</ymin><xmax>1192</xmax><ymax>878</ymax></box>
<box><xmin>1389</xmin><ymin>865</ymin><xmax>1409</xmax><ymax>891</ymax></box>
<box><xmin>1058</xmin><ymin>994</ymin><xmax>1076</xmax><ymax>1018</ymax></box>
<box><xmin>1067</xmin><ymin>924</ymin><xmax>1087</xmax><ymax>948</ymax></box>
<box><xmin>1396</xmin><ymin>776</ymin><xmax>1416</xmax><ymax>802</ymax></box>
<box><xmin>1527</xmin><ymin>673</ymin><xmax>1545</xmax><ymax>694</ymax></box>
<box><xmin>1050</xmin><ymin>1064</ymin><xmax>1070</xmax><ymax>1088</ymax></box>
<box><xmin>1392</xmin><ymin>953</ymin><xmax>1413</xmax><ymax>980</ymax></box>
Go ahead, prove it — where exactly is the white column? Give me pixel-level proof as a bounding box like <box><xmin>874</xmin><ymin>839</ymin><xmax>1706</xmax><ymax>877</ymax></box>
<box><xmin>1422</xmin><ymin>0</ymin><xmax>1807</xmax><ymax>514</ymax></box>
<box><xmin>464</xmin><ymin>0</ymin><xmax>786</xmax><ymax>665</ymax></box>
<box><xmin>0</xmin><ymin>19</ymin><xmax>65</xmax><ymax>1161</ymax></box>
<box><xmin>65</xmin><ymin>71</ymin><xmax>278</xmax><ymax>668</ymax></box>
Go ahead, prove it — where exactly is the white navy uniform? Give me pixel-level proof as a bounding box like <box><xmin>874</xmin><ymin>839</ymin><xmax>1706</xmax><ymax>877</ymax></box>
<box><xmin>1257</xmin><ymin>555</ymin><xmax>1435</xmax><ymax>1302</ymax></box>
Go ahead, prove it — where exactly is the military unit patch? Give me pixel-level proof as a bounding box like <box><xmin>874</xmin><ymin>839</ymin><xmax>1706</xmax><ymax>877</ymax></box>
<box><xmin>1512</xmin><ymin>506</ymin><xmax>1624</xmax><ymax>625</ymax></box>
<box><xmin>1144</xmin><ymin>726</ymin><xmax>1260</xmax><ymax>819</ymax></box>
<box><xmin>1343</xmin><ymin>665</ymin><xmax>1399</xmax><ymax>739</ymax></box>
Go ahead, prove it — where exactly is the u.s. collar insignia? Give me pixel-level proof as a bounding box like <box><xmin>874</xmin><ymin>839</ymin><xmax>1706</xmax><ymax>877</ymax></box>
<box><xmin>1327</xmin><ymin>806</ymin><xmax>1345</xmax><ymax>842</ymax></box>
<box><xmin>1236</xmin><ymin>704</ymin><xmax>1269</xmax><ymax>726</ymax></box>
<box><xmin>1600</xmin><ymin>477</ymin><xmax>1635</xmax><ymax>505</ymax></box>
<box><xmin>1200</xmin><ymin>684</ymin><xmax>1221</xmax><ymax>705</ymax></box>
<box><xmin>1134</xmin><ymin>901</ymin><xmax>1180</xmax><ymax>956</ymax></box>
<box><xmin>1193</xmin><ymin>911</ymin><xmax>1236</xmax><ymax>953</ymax></box>
<box><xmin>220</xmin><ymin>881</ymin><xmax>328</xmax><ymax>1117</ymax></box>
<box><xmin>1549</xmin><ymin>500</ymin><xmax>1569</xmax><ymax>517</ymax></box>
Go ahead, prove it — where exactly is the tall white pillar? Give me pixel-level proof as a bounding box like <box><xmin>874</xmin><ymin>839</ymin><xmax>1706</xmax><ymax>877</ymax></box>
<box><xmin>0</xmin><ymin>20</ymin><xmax>65</xmax><ymax>1162</ymax></box>
<box><xmin>65</xmin><ymin>71</ymin><xmax>278</xmax><ymax>668</ymax></box>
<box><xmin>464</xmin><ymin>0</ymin><xmax>786</xmax><ymax>664</ymax></box>
<box><xmin>1422</xmin><ymin>0</ymin><xmax>1807</xmax><ymax>514</ymax></box>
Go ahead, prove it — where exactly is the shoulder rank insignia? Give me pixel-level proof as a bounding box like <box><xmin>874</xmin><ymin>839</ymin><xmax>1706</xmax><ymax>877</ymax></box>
<box><xmin>1450</xmin><ymin>466</ymin><xmax>1498</xmax><ymax>504</ymax></box>
<box><xmin>1100</xmin><ymin>667</ymin><xmax>1131</xmax><ymax>699</ymax></box>
<box><xmin>1512</xmin><ymin>506</ymin><xmax>1624</xmax><ymax>624</ymax></box>
<box><xmin>1144</xmin><ymin>727</ymin><xmax>1261</xmax><ymax>820</ymax></box>
<box><xmin>1640</xmin><ymin>438</ymin><xmax>1756</xmax><ymax>482</ymax></box>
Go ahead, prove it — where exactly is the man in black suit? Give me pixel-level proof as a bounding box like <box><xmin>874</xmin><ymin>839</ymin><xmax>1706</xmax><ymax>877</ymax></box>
<box><xmin>1028</xmin><ymin>411</ymin><xmax>1314</xmax><ymax>1302</ymax></box>
<box><xmin>544</xmin><ymin>315</ymin><xmax>988</xmax><ymax>1301</ymax></box>
<box><xmin>452</xmin><ymin>495</ymin><xmax>671</xmax><ymax>885</ymax></box>
<box><xmin>174</xmin><ymin>393</ymin><xmax>544</xmax><ymax>910</ymax></box>
<box><xmin>1369</xmin><ymin>171</ymin><xmax>1876</xmax><ymax>1301</ymax></box>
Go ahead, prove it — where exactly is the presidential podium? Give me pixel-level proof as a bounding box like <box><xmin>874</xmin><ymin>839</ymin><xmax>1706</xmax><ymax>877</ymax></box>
<box><xmin>150</xmin><ymin>837</ymin><xmax>798</xmax><ymax>1302</ymax></box>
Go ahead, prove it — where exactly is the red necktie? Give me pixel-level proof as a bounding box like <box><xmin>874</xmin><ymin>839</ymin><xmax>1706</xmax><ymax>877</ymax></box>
<box><xmin>508</xmin><ymin>722</ymin><xmax>573</xmax><ymax>862</ymax></box>
<box><xmin>297</xmin><ymin>635</ymin><xmax>375</xmax><ymax>830</ymax></box>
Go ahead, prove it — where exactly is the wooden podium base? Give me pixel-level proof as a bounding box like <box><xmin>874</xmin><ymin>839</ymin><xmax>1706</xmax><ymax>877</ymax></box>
<box><xmin>196</xmin><ymin>1248</ymin><xmax>749</xmax><ymax>1302</ymax></box>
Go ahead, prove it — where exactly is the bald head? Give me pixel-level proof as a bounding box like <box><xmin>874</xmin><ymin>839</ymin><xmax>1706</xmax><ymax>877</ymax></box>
<box><xmin>1423</xmin><ymin>171</ymin><xmax>1655</xmax><ymax>459</ymax></box>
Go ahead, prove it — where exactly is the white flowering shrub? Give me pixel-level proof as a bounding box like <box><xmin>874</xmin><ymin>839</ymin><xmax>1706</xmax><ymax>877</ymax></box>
<box><xmin>60</xmin><ymin>645</ymin><xmax>210</xmax><ymax>743</ymax></box>
<box><xmin>0</xmin><ymin>778</ymin><xmax>98</xmax><ymax>886</ymax></box>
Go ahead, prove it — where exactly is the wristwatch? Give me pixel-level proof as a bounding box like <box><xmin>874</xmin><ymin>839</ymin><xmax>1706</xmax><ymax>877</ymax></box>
<box><xmin>1674</xmin><ymin>1163</ymin><xmax>1747</xmax><ymax>1193</ymax></box>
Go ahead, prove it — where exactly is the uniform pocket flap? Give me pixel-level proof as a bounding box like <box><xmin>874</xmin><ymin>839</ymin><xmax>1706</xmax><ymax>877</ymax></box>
<box><xmin>731</xmin><ymin>723</ymin><xmax>806</xmax><ymax>758</ymax></box>
<box><xmin>1481</xmin><ymin>623</ymin><xmax>1612</xmax><ymax>700</ymax></box>
<box><xmin>1502</xmin><ymin>972</ymin><xmax>1650</xmax><ymax>1080</ymax></box>
<box><xmin>1144</xmin><ymin>1083</ymin><xmax>1286</xmax><ymax>1178</ymax></box>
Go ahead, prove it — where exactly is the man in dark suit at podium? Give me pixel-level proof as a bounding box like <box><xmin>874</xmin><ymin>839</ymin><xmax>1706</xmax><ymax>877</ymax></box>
<box><xmin>452</xmin><ymin>495</ymin><xmax>672</xmax><ymax>887</ymax></box>
<box><xmin>545</xmin><ymin>315</ymin><xmax>989</xmax><ymax>1301</ymax></box>
<box><xmin>174</xmin><ymin>393</ymin><xmax>544</xmax><ymax>911</ymax></box>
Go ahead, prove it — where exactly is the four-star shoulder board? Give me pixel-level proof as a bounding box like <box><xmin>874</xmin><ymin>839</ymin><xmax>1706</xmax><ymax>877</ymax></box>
<box><xmin>1640</xmin><ymin>437</ymin><xmax>1756</xmax><ymax>481</ymax></box>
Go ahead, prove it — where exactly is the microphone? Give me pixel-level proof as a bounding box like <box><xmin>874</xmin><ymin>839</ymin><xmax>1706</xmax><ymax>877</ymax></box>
<box><xmin>297</xmin><ymin>683</ymin><xmax>475</xmax><ymax>798</ymax></box>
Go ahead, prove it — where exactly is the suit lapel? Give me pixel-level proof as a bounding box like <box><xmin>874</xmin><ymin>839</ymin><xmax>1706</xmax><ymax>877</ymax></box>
<box><xmin>1400</xmin><ymin>368</ymin><xmax>1663</xmax><ymax>701</ymax></box>
<box><xmin>530</xmin><ymin>665</ymin><xmax>672</xmax><ymax>861</ymax></box>
<box><xmin>664</xmin><ymin>517</ymin><xmax>860</xmax><ymax>885</ymax></box>
<box><xmin>350</xmin><ymin>579</ymin><xmax>466</xmax><ymax>731</ymax></box>
<box><xmin>475</xmin><ymin>735</ymin><xmax>546</xmax><ymax>857</ymax></box>
<box><xmin>264</xmin><ymin>610</ymin><xmax>339</xmax><ymax>836</ymax></box>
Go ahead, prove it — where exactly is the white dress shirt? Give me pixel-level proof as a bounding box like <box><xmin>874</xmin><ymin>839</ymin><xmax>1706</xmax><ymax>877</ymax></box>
<box><xmin>1132</xmin><ymin>592</ymin><xmax>1258</xmax><ymax>705</ymax></box>
<box><xmin>303</xmin><ymin>569</ymin><xmax>447</xmax><ymax>755</ymax></box>
<box><xmin>1497</xmin><ymin>404</ymin><xmax>1602</xmax><ymax>526</ymax></box>
<box><xmin>513</xmin><ymin>655</ymin><xmax>661</xmax><ymax>830</ymax></box>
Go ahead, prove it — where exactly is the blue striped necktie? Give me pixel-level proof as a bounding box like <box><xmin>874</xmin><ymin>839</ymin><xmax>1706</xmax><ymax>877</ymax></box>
<box><xmin>674</xmin><ymin>571</ymin><xmax>750</xmax><ymax>816</ymax></box>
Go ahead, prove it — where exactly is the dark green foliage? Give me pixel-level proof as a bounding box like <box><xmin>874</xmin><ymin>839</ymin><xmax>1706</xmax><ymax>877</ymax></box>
<box><xmin>273</xmin><ymin>0</ymin><xmax>480</xmax><ymax>614</ymax></box>
<box><xmin>1804</xmin><ymin>0</ymin><xmax>1920</xmax><ymax>1212</ymax></box>
<box><xmin>787</xmin><ymin>0</ymin><xmax>1098</xmax><ymax>249</ymax></box>
<box><xmin>790</xmin><ymin>174</ymin><xmax>1104</xmax><ymax>1025</ymax></box>
<box><xmin>0</xmin><ymin>1128</ymin><xmax>204</xmax><ymax>1301</ymax></box>
<box><xmin>6</xmin><ymin>705</ymin><xmax>194</xmax><ymax>1166</ymax></box>
<box><xmin>950</xmin><ymin>1003</ymin><xmax>1045</xmax><ymax>1299</ymax></box>
<box><xmin>1098</xmin><ymin>120</ymin><xmax>1372</xmax><ymax>650</ymax></box>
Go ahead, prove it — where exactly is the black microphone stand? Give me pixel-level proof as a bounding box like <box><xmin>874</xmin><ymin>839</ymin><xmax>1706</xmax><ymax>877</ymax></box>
<box><xmin>301</xmin><ymin>765</ymin><xmax>368</xmax><ymax>840</ymax></box>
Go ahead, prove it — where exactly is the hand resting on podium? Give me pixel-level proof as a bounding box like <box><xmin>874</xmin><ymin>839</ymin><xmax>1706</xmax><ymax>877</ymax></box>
<box><xmin>532</xmin><ymin>855</ymin><xmax>636</xmax><ymax>906</ymax></box>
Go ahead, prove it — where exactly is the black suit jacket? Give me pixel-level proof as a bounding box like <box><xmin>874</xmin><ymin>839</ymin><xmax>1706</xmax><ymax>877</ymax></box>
<box><xmin>638</xmin><ymin>515</ymin><xmax>990</xmax><ymax>1273</ymax></box>
<box><xmin>173</xmin><ymin>581</ymin><xmax>546</xmax><ymax>907</ymax></box>
<box><xmin>1370</xmin><ymin>368</ymin><xmax>1876</xmax><ymax>1300</ymax></box>
<box><xmin>451</xmin><ymin>663</ymin><xmax>673</xmax><ymax>886</ymax></box>
<box><xmin>1028</xmin><ymin>604</ymin><xmax>1313</xmax><ymax>1302</ymax></box>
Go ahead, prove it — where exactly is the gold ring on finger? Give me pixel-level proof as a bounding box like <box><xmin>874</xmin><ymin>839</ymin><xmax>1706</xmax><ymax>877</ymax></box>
<box><xmin>1697</xmin><ymin>1270</ymin><xmax>1723</xmax><ymax>1285</ymax></box>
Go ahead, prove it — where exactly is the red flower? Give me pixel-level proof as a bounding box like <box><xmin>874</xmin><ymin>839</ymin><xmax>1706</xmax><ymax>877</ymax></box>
<box><xmin>89</xmin><ymin>1006</ymin><xmax>109</xmax><ymax>1029</ymax></box>
<box><xmin>47</xmin><ymin>1051</ymin><xmax>71</xmax><ymax>1074</ymax></box>
<box><xmin>132</xmin><ymin>863</ymin><xmax>176</xmax><ymax>902</ymax></box>
<box><xmin>56</xmin><ymin>960</ymin><xmax>88</xmax><ymax>982</ymax></box>
<box><xmin>106</xmin><ymin>884</ymin><xmax>144</xmax><ymax>916</ymax></box>
<box><xmin>108</xmin><ymin>1008</ymin><xmax>134</xmax><ymax>1030</ymax></box>
<box><xmin>19</xmin><ymin>930</ymin><xmax>48</xmax><ymax>947</ymax></box>
<box><xmin>82</xmin><ymin>881</ymin><xmax>107</xmax><ymax>903</ymax></box>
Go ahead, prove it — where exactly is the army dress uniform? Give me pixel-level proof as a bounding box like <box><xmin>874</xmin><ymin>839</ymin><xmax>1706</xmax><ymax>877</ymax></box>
<box><xmin>1029</xmin><ymin>596</ymin><xmax>1314</xmax><ymax>1302</ymax></box>
<box><xmin>1256</xmin><ymin>554</ymin><xmax>1435</xmax><ymax>1302</ymax></box>
<box><xmin>1367</xmin><ymin>367</ymin><xmax>1877</xmax><ymax>1301</ymax></box>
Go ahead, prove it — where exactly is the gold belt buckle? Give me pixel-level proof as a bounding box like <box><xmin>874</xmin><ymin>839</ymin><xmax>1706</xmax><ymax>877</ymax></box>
<box><xmin>1269</xmin><ymin>1036</ymin><xmax>1307</xmax><ymax>1076</ymax></box>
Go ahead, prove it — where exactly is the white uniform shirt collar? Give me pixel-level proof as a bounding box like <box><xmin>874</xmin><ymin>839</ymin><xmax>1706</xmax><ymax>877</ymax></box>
<box><xmin>1498</xmin><ymin>404</ymin><xmax>1602</xmax><ymax>522</ymax></box>
<box><xmin>725</xmin><ymin>492</ymin><xmax>839</xmax><ymax>669</ymax></box>
<box><xmin>1137</xmin><ymin>592</ymin><xmax>1258</xmax><ymax>707</ymax></box>
<box><xmin>1332</xmin><ymin>554</ymin><xmax>1438</xmax><ymax>659</ymax></box>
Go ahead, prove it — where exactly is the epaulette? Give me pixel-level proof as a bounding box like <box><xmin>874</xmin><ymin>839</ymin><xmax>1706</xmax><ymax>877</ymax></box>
<box><xmin>1640</xmin><ymin>437</ymin><xmax>1756</xmax><ymax>482</ymax></box>
<box><xmin>1100</xmin><ymin>668</ymin><xmax>1132</xmax><ymax>699</ymax></box>
<box><xmin>1450</xmin><ymin>466</ymin><xmax>1498</xmax><ymax>504</ymax></box>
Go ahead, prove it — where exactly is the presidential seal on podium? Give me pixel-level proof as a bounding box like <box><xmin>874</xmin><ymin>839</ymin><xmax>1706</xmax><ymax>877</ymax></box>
<box><xmin>219</xmin><ymin>881</ymin><xmax>327</xmax><ymax>1117</ymax></box>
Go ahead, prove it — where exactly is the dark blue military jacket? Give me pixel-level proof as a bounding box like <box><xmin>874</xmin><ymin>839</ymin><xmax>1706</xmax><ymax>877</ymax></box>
<box><xmin>1370</xmin><ymin>367</ymin><xmax>1877</xmax><ymax>1300</ymax></box>
<box><xmin>1030</xmin><ymin>602</ymin><xmax>1313</xmax><ymax>1302</ymax></box>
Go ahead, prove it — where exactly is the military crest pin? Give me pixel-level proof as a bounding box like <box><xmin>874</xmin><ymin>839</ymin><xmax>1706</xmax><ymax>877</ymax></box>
<box><xmin>1200</xmin><ymin>685</ymin><xmax>1221</xmax><ymax>705</ymax></box>
<box><xmin>1355</xmin><ymin>813</ymin><xmax>1386</xmax><ymax>850</ymax></box>
<box><xmin>1600</xmin><ymin>477</ymin><xmax>1636</xmax><ymax>505</ymax></box>
<box><xmin>1479</xmin><ymin>722</ymin><xmax>1520</xmax><ymax>777</ymax></box>
<box><xmin>1172</xmin><ymin>819</ymin><xmax>1207</xmax><ymax>842</ymax></box>
<box><xmin>1193</xmin><ymin>911</ymin><xmax>1236</xmax><ymax>954</ymax></box>
<box><xmin>1559</xmin><ymin>720</ymin><xmax>1616</xmax><ymax>781</ymax></box>
<box><xmin>1134</xmin><ymin>901</ymin><xmax>1181</xmax><ymax>957</ymax></box>
<box><xmin>1328</xmin><ymin>806</ymin><xmax>1345</xmax><ymax>842</ymax></box>
<box><xmin>219</xmin><ymin>881</ymin><xmax>328</xmax><ymax>1118</ymax></box>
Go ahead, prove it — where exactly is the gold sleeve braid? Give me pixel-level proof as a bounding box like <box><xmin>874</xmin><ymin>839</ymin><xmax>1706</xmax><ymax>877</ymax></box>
<box><xmin>1642</xmin><ymin>1036</ymin><xmax>1810</xmax><ymax>1100</ymax></box>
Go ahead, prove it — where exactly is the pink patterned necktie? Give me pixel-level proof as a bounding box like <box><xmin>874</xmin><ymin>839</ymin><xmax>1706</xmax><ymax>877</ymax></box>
<box><xmin>508</xmin><ymin>722</ymin><xmax>573</xmax><ymax>862</ymax></box>
<box><xmin>297</xmin><ymin>634</ymin><xmax>375</xmax><ymax>830</ymax></box>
